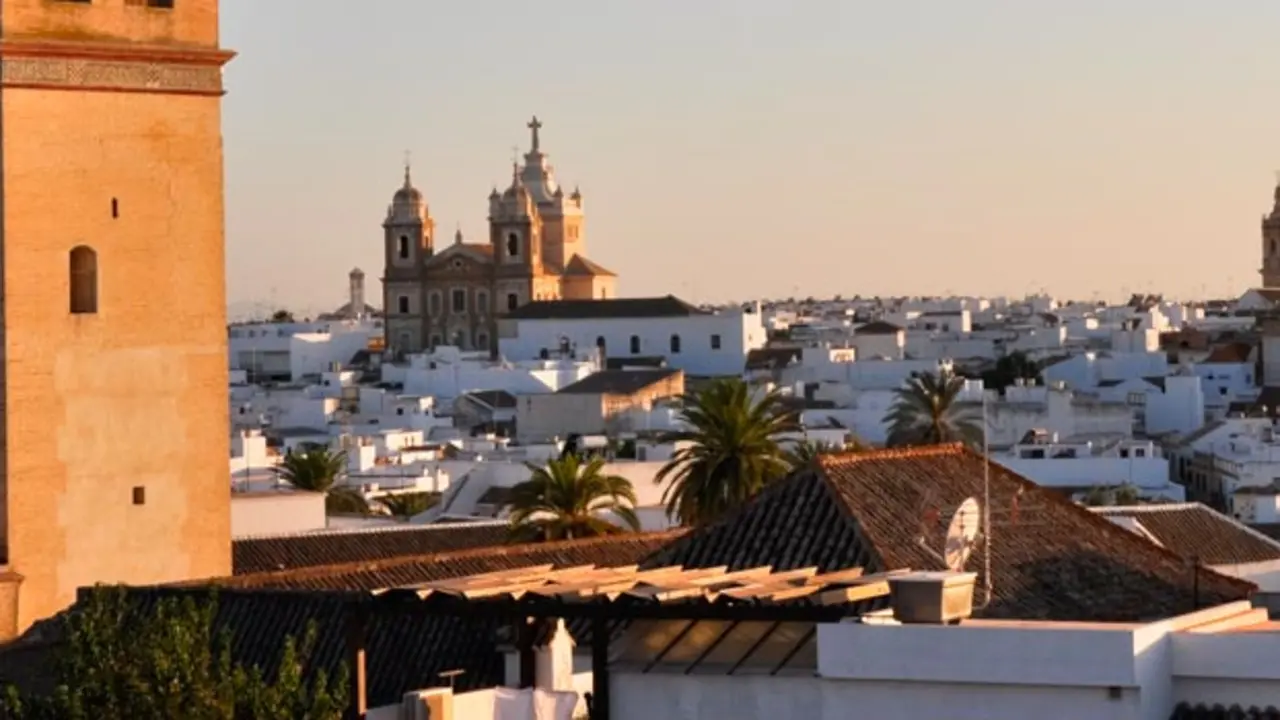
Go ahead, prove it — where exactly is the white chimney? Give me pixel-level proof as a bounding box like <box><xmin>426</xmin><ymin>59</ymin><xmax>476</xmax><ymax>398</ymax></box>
<box><xmin>535</xmin><ymin>619</ymin><xmax>577</xmax><ymax>692</ymax></box>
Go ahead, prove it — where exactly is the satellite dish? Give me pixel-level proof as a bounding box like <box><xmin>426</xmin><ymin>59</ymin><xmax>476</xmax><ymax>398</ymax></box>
<box><xmin>944</xmin><ymin>497</ymin><xmax>982</xmax><ymax>571</ymax></box>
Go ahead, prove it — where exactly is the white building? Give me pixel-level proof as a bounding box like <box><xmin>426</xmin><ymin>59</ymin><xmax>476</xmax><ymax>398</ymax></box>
<box><xmin>498</xmin><ymin>296</ymin><xmax>767</xmax><ymax>377</ymax></box>
<box><xmin>992</xmin><ymin>435</ymin><xmax>1183</xmax><ymax>502</ymax></box>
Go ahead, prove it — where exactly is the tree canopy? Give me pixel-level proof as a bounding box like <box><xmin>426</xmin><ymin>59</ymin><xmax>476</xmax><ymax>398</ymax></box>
<box><xmin>0</xmin><ymin>587</ymin><xmax>347</xmax><ymax>720</ymax></box>
<box><xmin>275</xmin><ymin>446</ymin><xmax>370</xmax><ymax>515</ymax></box>
<box><xmin>656</xmin><ymin>378</ymin><xmax>799</xmax><ymax>526</ymax></box>
<box><xmin>885</xmin><ymin>369</ymin><xmax>985</xmax><ymax>449</ymax></box>
<box><xmin>507</xmin><ymin>455</ymin><xmax>641</xmax><ymax>542</ymax></box>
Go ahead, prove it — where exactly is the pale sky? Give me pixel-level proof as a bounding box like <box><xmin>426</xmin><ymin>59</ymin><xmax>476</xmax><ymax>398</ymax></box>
<box><xmin>221</xmin><ymin>1</ymin><xmax>1280</xmax><ymax>318</ymax></box>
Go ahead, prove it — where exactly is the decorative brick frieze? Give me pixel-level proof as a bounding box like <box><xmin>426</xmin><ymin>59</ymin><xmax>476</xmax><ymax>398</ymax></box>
<box><xmin>1</xmin><ymin>54</ymin><xmax>223</xmax><ymax>94</ymax></box>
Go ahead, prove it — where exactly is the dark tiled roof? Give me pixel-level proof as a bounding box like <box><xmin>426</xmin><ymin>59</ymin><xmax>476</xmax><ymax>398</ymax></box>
<box><xmin>1092</xmin><ymin>504</ymin><xmax>1280</xmax><ymax>565</ymax></box>
<box><xmin>223</xmin><ymin>530</ymin><xmax>685</xmax><ymax>592</ymax></box>
<box><xmin>556</xmin><ymin>368</ymin><xmax>682</xmax><ymax>396</ymax></box>
<box><xmin>604</xmin><ymin>355</ymin><xmax>667</xmax><ymax>370</ymax></box>
<box><xmin>476</xmin><ymin>486</ymin><xmax>514</xmax><ymax>508</ymax></box>
<box><xmin>854</xmin><ymin>320</ymin><xmax>903</xmax><ymax>335</ymax></box>
<box><xmin>646</xmin><ymin>445</ymin><xmax>1253</xmax><ymax>622</ymax></box>
<box><xmin>745</xmin><ymin>347</ymin><xmax>803</xmax><ymax>371</ymax></box>
<box><xmin>1171</xmin><ymin>703</ymin><xmax>1280</xmax><ymax>719</ymax></box>
<box><xmin>232</xmin><ymin>522</ymin><xmax>510</xmax><ymax>575</ymax></box>
<box><xmin>0</xmin><ymin>533</ymin><xmax>687</xmax><ymax>708</ymax></box>
<box><xmin>563</xmin><ymin>255</ymin><xmax>617</xmax><ymax>277</ymax></box>
<box><xmin>463</xmin><ymin>389</ymin><xmax>518</xmax><ymax>410</ymax></box>
<box><xmin>505</xmin><ymin>295</ymin><xmax>706</xmax><ymax>320</ymax></box>
<box><xmin>1203</xmin><ymin>341</ymin><xmax>1254</xmax><ymax>364</ymax></box>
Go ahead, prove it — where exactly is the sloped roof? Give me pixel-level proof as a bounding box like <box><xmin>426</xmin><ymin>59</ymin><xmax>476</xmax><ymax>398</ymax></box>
<box><xmin>1202</xmin><ymin>341</ymin><xmax>1254</xmax><ymax>364</ymax></box>
<box><xmin>563</xmin><ymin>254</ymin><xmax>617</xmax><ymax>277</ymax></box>
<box><xmin>555</xmin><ymin>368</ymin><xmax>681</xmax><ymax>396</ymax></box>
<box><xmin>645</xmin><ymin>445</ymin><xmax>1253</xmax><ymax>621</ymax></box>
<box><xmin>505</xmin><ymin>295</ymin><xmax>706</xmax><ymax>320</ymax></box>
<box><xmin>854</xmin><ymin>320</ymin><xmax>903</xmax><ymax>336</ymax></box>
<box><xmin>232</xmin><ymin>521</ymin><xmax>510</xmax><ymax>575</ymax></box>
<box><xmin>1091</xmin><ymin>504</ymin><xmax>1280</xmax><ymax>566</ymax></box>
<box><xmin>0</xmin><ymin>533</ymin><xmax>687</xmax><ymax>707</ymax></box>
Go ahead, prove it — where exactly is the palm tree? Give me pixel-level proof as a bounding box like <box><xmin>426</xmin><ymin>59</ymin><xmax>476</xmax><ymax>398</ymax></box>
<box><xmin>656</xmin><ymin>378</ymin><xmax>799</xmax><ymax>526</ymax></box>
<box><xmin>507</xmin><ymin>455</ymin><xmax>640</xmax><ymax>542</ymax></box>
<box><xmin>783</xmin><ymin>434</ymin><xmax>874</xmax><ymax>469</ymax></box>
<box><xmin>379</xmin><ymin>491</ymin><xmax>439</xmax><ymax>520</ymax></box>
<box><xmin>884</xmin><ymin>369</ymin><xmax>985</xmax><ymax>449</ymax></box>
<box><xmin>275</xmin><ymin>446</ymin><xmax>370</xmax><ymax>515</ymax></box>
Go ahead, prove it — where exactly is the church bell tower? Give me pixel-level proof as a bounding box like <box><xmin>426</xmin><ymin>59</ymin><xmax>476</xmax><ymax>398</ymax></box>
<box><xmin>0</xmin><ymin>0</ymin><xmax>234</xmax><ymax>634</ymax></box>
<box><xmin>1262</xmin><ymin>175</ymin><xmax>1280</xmax><ymax>288</ymax></box>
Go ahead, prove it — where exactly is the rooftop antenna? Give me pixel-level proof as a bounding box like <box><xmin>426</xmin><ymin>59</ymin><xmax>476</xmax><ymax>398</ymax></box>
<box><xmin>979</xmin><ymin>387</ymin><xmax>993</xmax><ymax>608</ymax></box>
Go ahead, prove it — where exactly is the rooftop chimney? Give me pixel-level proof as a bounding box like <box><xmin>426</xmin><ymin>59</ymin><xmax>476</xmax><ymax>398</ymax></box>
<box><xmin>887</xmin><ymin>571</ymin><xmax>977</xmax><ymax>625</ymax></box>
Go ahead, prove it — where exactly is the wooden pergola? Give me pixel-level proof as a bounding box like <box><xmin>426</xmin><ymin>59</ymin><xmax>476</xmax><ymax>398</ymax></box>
<box><xmin>345</xmin><ymin>563</ymin><xmax>906</xmax><ymax>719</ymax></box>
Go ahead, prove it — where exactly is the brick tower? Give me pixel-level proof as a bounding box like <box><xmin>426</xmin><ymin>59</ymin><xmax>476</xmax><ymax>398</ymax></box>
<box><xmin>0</xmin><ymin>0</ymin><xmax>234</xmax><ymax>634</ymax></box>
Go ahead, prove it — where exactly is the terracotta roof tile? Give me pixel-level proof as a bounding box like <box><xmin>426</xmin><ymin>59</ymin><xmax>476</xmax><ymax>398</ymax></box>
<box><xmin>232</xmin><ymin>522</ymin><xmax>510</xmax><ymax>575</ymax></box>
<box><xmin>1091</xmin><ymin>504</ymin><xmax>1280</xmax><ymax>566</ymax></box>
<box><xmin>1202</xmin><ymin>341</ymin><xmax>1254</xmax><ymax>364</ymax></box>
<box><xmin>0</xmin><ymin>532</ymin><xmax>688</xmax><ymax>707</ymax></box>
<box><xmin>223</xmin><ymin>530</ymin><xmax>685</xmax><ymax>592</ymax></box>
<box><xmin>647</xmin><ymin>445</ymin><xmax>1252</xmax><ymax>621</ymax></box>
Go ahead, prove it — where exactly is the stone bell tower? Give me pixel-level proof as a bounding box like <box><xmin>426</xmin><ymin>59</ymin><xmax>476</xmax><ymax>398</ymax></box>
<box><xmin>1263</xmin><ymin>176</ymin><xmax>1280</xmax><ymax>288</ymax></box>
<box><xmin>0</xmin><ymin>0</ymin><xmax>234</xmax><ymax>634</ymax></box>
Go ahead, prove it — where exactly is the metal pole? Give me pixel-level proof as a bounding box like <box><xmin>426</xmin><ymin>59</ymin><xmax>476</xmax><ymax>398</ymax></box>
<box><xmin>981</xmin><ymin>390</ymin><xmax>993</xmax><ymax>608</ymax></box>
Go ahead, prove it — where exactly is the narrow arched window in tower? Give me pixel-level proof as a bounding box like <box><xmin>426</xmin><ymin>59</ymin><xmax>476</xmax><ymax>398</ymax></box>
<box><xmin>670</xmin><ymin>334</ymin><xmax>682</xmax><ymax>354</ymax></box>
<box><xmin>398</xmin><ymin>235</ymin><xmax>410</xmax><ymax>259</ymax></box>
<box><xmin>69</xmin><ymin>245</ymin><xmax>98</xmax><ymax>314</ymax></box>
<box><xmin>507</xmin><ymin>232</ymin><xmax>519</xmax><ymax>258</ymax></box>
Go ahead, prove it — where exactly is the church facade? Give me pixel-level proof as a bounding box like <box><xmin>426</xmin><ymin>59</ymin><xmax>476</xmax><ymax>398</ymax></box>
<box><xmin>382</xmin><ymin>118</ymin><xmax>617</xmax><ymax>355</ymax></box>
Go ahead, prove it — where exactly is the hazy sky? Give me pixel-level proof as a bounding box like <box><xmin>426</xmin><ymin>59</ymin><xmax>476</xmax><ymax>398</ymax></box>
<box><xmin>221</xmin><ymin>1</ymin><xmax>1280</xmax><ymax>318</ymax></box>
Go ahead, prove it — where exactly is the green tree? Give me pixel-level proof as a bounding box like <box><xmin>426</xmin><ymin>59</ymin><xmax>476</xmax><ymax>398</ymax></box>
<box><xmin>0</xmin><ymin>587</ymin><xmax>347</xmax><ymax>720</ymax></box>
<box><xmin>783</xmin><ymin>434</ymin><xmax>873</xmax><ymax>469</ymax></box>
<box><xmin>885</xmin><ymin>369</ymin><xmax>985</xmax><ymax>449</ymax></box>
<box><xmin>378</xmin><ymin>491</ymin><xmax>439</xmax><ymax>520</ymax></box>
<box><xmin>979</xmin><ymin>351</ymin><xmax>1042</xmax><ymax>392</ymax></box>
<box><xmin>269</xmin><ymin>309</ymin><xmax>295</xmax><ymax>323</ymax></box>
<box><xmin>508</xmin><ymin>455</ymin><xmax>640</xmax><ymax>542</ymax></box>
<box><xmin>1081</xmin><ymin>484</ymin><xmax>1142</xmax><ymax>507</ymax></box>
<box><xmin>275</xmin><ymin>446</ymin><xmax>369</xmax><ymax>515</ymax></box>
<box><xmin>656</xmin><ymin>378</ymin><xmax>799</xmax><ymax>526</ymax></box>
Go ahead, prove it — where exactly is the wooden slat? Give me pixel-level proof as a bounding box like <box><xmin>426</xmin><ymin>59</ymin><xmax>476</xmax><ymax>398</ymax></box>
<box><xmin>762</xmin><ymin>584</ymin><xmax>824</xmax><ymax>602</ymax></box>
<box><xmin>718</xmin><ymin>567</ymin><xmax>819</xmax><ymax>599</ymax></box>
<box><xmin>438</xmin><ymin>564</ymin><xmax>557</xmax><ymax>588</ymax></box>
<box><xmin>817</xmin><ymin>580</ymin><xmax>892</xmax><ymax>606</ymax></box>
<box><xmin>804</xmin><ymin>567</ymin><xmax>865</xmax><ymax>585</ymax></box>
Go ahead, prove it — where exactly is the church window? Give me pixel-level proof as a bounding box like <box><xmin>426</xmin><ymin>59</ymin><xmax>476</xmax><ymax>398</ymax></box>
<box><xmin>451</xmin><ymin>288</ymin><xmax>467</xmax><ymax>313</ymax></box>
<box><xmin>69</xmin><ymin>245</ymin><xmax>98</xmax><ymax>314</ymax></box>
<box><xmin>1272</xmin><ymin>238</ymin><xmax>1277</xmax><ymax>256</ymax></box>
<box><xmin>477</xmin><ymin>333</ymin><xmax>489</xmax><ymax>349</ymax></box>
<box><xmin>397</xmin><ymin>235</ymin><xmax>410</xmax><ymax>259</ymax></box>
<box><xmin>711</xmin><ymin>334</ymin><xmax>722</xmax><ymax>350</ymax></box>
<box><xmin>507</xmin><ymin>293</ymin><xmax>519</xmax><ymax>312</ymax></box>
<box><xmin>507</xmin><ymin>232</ymin><xmax>519</xmax><ymax>258</ymax></box>
<box><xmin>670</xmin><ymin>334</ymin><xmax>682</xmax><ymax>354</ymax></box>
<box><xmin>111</xmin><ymin>198</ymin><xmax>119</xmax><ymax>219</ymax></box>
<box><xmin>397</xmin><ymin>295</ymin><xmax>410</xmax><ymax>314</ymax></box>
<box><xmin>429</xmin><ymin>292</ymin><xmax>441</xmax><ymax>315</ymax></box>
<box><xmin>630</xmin><ymin>335</ymin><xmax>641</xmax><ymax>354</ymax></box>
<box><xmin>477</xmin><ymin>291</ymin><xmax>489</xmax><ymax>312</ymax></box>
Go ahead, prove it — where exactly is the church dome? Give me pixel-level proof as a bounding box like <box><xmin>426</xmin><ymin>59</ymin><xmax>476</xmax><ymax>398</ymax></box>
<box><xmin>393</xmin><ymin>164</ymin><xmax>424</xmax><ymax>206</ymax></box>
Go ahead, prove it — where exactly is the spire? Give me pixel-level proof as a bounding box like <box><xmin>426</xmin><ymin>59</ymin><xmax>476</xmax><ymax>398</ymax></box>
<box><xmin>403</xmin><ymin>150</ymin><xmax>413</xmax><ymax>188</ymax></box>
<box><xmin>455</xmin><ymin>225</ymin><xmax>463</xmax><ymax>245</ymax></box>
<box><xmin>528</xmin><ymin>115</ymin><xmax>543</xmax><ymax>153</ymax></box>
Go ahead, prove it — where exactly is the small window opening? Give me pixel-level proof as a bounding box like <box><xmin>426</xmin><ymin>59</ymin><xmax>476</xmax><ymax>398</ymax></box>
<box><xmin>111</xmin><ymin>198</ymin><xmax>119</xmax><ymax>219</ymax></box>
<box><xmin>132</xmin><ymin>486</ymin><xmax>146</xmax><ymax>505</ymax></box>
<box><xmin>70</xmin><ymin>245</ymin><xmax>98</xmax><ymax>314</ymax></box>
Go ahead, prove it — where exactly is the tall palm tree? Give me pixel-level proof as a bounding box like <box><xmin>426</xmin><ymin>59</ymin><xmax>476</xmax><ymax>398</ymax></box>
<box><xmin>656</xmin><ymin>378</ymin><xmax>799</xmax><ymax>526</ymax></box>
<box><xmin>884</xmin><ymin>369</ymin><xmax>984</xmax><ymax>449</ymax></box>
<box><xmin>379</xmin><ymin>491</ymin><xmax>439</xmax><ymax>520</ymax></box>
<box><xmin>783</xmin><ymin>439</ymin><xmax>844</xmax><ymax>469</ymax></box>
<box><xmin>507</xmin><ymin>455</ymin><xmax>640</xmax><ymax>542</ymax></box>
<box><xmin>275</xmin><ymin>446</ymin><xmax>370</xmax><ymax>515</ymax></box>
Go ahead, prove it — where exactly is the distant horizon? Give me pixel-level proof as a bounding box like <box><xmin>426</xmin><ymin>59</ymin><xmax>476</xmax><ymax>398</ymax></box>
<box><xmin>221</xmin><ymin>1</ymin><xmax>1280</xmax><ymax>314</ymax></box>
